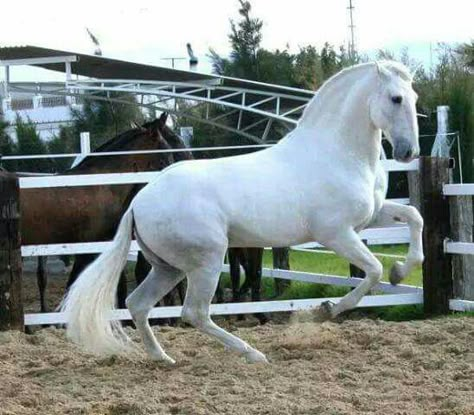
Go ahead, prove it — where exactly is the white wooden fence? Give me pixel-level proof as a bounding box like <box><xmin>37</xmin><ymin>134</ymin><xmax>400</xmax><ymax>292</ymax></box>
<box><xmin>12</xmin><ymin>147</ymin><xmax>473</xmax><ymax>323</ymax></box>
<box><xmin>442</xmin><ymin>183</ymin><xmax>474</xmax><ymax>312</ymax></box>
<box><xmin>16</xmin><ymin>153</ymin><xmax>430</xmax><ymax>326</ymax></box>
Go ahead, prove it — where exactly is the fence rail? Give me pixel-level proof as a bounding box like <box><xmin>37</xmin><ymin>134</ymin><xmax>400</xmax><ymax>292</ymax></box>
<box><xmin>3</xmin><ymin>156</ymin><xmax>474</xmax><ymax>331</ymax></box>
<box><xmin>443</xmin><ymin>183</ymin><xmax>474</xmax><ymax>196</ymax></box>
<box><xmin>24</xmin><ymin>293</ymin><xmax>424</xmax><ymax>326</ymax></box>
<box><xmin>20</xmin><ymin>226</ymin><xmax>410</xmax><ymax>259</ymax></box>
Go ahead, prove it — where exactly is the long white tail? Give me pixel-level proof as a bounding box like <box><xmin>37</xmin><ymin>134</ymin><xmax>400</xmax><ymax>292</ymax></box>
<box><xmin>60</xmin><ymin>208</ymin><xmax>134</xmax><ymax>355</ymax></box>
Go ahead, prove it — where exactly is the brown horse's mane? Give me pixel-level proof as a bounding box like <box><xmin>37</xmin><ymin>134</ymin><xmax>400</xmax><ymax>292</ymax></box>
<box><xmin>69</xmin><ymin>118</ymin><xmax>165</xmax><ymax>172</ymax></box>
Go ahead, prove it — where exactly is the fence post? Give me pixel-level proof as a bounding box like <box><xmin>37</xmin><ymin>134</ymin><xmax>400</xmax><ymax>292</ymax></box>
<box><xmin>449</xmin><ymin>195</ymin><xmax>474</xmax><ymax>300</ymax></box>
<box><xmin>80</xmin><ymin>132</ymin><xmax>91</xmax><ymax>155</ymax></box>
<box><xmin>419</xmin><ymin>156</ymin><xmax>453</xmax><ymax>315</ymax></box>
<box><xmin>0</xmin><ymin>172</ymin><xmax>23</xmax><ymax>331</ymax></box>
<box><xmin>408</xmin><ymin>170</ymin><xmax>421</xmax><ymax>211</ymax></box>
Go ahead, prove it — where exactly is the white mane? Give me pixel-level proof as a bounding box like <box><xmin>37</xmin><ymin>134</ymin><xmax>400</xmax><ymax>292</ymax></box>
<box><xmin>299</xmin><ymin>61</ymin><xmax>413</xmax><ymax>127</ymax></box>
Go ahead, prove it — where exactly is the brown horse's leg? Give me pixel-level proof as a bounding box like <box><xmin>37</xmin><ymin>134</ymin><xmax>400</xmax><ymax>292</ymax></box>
<box><xmin>273</xmin><ymin>247</ymin><xmax>291</xmax><ymax>296</ymax></box>
<box><xmin>37</xmin><ymin>256</ymin><xmax>48</xmax><ymax>312</ymax></box>
<box><xmin>247</xmin><ymin>248</ymin><xmax>269</xmax><ymax>324</ymax></box>
<box><xmin>215</xmin><ymin>253</ymin><xmax>225</xmax><ymax>304</ymax></box>
<box><xmin>117</xmin><ymin>270</ymin><xmax>128</xmax><ymax>309</ymax></box>
<box><xmin>228</xmin><ymin>248</ymin><xmax>243</xmax><ymax>302</ymax></box>
<box><xmin>229</xmin><ymin>248</ymin><xmax>248</xmax><ymax>321</ymax></box>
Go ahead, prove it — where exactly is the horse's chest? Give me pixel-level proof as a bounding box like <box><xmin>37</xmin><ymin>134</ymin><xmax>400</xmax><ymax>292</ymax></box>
<box><xmin>350</xmin><ymin>182</ymin><xmax>385</xmax><ymax>231</ymax></box>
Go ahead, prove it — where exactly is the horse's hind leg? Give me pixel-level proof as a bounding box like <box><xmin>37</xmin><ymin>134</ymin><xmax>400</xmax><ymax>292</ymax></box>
<box><xmin>126</xmin><ymin>258</ymin><xmax>184</xmax><ymax>363</ymax></box>
<box><xmin>182</xmin><ymin>259</ymin><xmax>268</xmax><ymax>363</ymax></box>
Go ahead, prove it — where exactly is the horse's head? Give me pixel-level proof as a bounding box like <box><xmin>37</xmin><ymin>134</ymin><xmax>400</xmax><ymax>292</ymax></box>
<box><xmin>126</xmin><ymin>113</ymin><xmax>175</xmax><ymax>171</ymax></box>
<box><xmin>369</xmin><ymin>61</ymin><xmax>419</xmax><ymax>162</ymax></box>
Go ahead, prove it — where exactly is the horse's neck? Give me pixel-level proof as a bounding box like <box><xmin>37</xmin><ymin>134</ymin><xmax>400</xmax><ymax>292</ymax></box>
<box><xmin>296</xmin><ymin>67</ymin><xmax>382</xmax><ymax>172</ymax></box>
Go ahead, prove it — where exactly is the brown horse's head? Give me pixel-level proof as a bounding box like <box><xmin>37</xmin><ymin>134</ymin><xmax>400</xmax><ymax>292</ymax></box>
<box><xmin>69</xmin><ymin>113</ymin><xmax>186</xmax><ymax>174</ymax></box>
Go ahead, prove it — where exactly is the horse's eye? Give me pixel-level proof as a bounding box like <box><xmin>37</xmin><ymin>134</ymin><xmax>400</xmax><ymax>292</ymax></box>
<box><xmin>391</xmin><ymin>95</ymin><xmax>403</xmax><ymax>104</ymax></box>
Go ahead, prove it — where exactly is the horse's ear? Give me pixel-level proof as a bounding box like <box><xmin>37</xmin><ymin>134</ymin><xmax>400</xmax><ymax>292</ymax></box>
<box><xmin>375</xmin><ymin>61</ymin><xmax>391</xmax><ymax>81</ymax></box>
<box><xmin>158</xmin><ymin>112</ymin><xmax>168</xmax><ymax>128</ymax></box>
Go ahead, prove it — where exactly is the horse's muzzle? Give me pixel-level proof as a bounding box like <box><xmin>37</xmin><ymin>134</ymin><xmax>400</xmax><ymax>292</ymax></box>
<box><xmin>393</xmin><ymin>139</ymin><xmax>418</xmax><ymax>163</ymax></box>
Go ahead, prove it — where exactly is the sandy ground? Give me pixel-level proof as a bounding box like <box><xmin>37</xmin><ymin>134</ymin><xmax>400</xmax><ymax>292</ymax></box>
<box><xmin>1</xmin><ymin>314</ymin><xmax>473</xmax><ymax>415</ymax></box>
<box><xmin>10</xmin><ymin>261</ymin><xmax>474</xmax><ymax>414</ymax></box>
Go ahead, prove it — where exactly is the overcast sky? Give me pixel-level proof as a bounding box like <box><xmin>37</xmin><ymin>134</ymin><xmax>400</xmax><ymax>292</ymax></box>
<box><xmin>1</xmin><ymin>0</ymin><xmax>473</xmax><ymax>81</ymax></box>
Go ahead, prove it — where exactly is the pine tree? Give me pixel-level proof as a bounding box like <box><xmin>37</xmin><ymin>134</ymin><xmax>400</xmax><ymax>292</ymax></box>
<box><xmin>69</xmin><ymin>93</ymin><xmax>144</xmax><ymax>149</ymax></box>
<box><xmin>15</xmin><ymin>115</ymin><xmax>52</xmax><ymax>172</ymax></box>
<box><xmin>0</xmin><ymin>116</ymin><xmax>16</xmax><ymax>170</ymax></box>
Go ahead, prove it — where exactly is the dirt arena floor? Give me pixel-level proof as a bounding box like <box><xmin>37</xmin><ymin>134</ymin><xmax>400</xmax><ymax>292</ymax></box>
<box><xmin>1</xmin><ymin>311</ymin><xmax>473</xmax><ymax>415</ymax></box>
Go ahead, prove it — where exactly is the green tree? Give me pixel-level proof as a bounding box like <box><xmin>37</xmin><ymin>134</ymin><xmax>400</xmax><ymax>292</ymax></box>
<box><xmin>47</xmin><ymin>125</ymin><xmax>77</xmax><ymax>172</ymax></box>
<box><xmin>14</xmin><ymin>115</ymin><xmax>52</xmax><ymax>172</ymax></box>
<box><xmin>210</xmin><ymin>0</ymin><xmax>263</xmax><ymax>80</ymax></box>
<box><xmin>69</xmin><ymin>93</ymin><xmax>144</xmax><ymax>149</ymax></box>
<box><xmin>293</xmin><ymin>46</ymin><xmax>322</xmax><ymax>90</ymax></box>
<box><xmin>458</xmin><ymin>40</ymin><xmax>474</xmax><ymax>68</ymax></box>
<box><xmin>0</xmin><ymin>116</ymin><xmax>16</xmax><ymax>170</ymax></box>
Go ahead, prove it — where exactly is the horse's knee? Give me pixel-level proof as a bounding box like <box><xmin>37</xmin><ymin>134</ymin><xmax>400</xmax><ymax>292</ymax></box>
<box><xmin>126</xmin><ymin>294</ymin><xmax>148</xmax><ymax>322</ymax></box>
<box><xmin>407</xmin><ymin>206</ymin><xmax>423</xmax><ymax>231</ymax></box>
<box><xmin>367</xmin><ymin>261</ymin><xmax>383</xmax><ymax>283</ymax></box>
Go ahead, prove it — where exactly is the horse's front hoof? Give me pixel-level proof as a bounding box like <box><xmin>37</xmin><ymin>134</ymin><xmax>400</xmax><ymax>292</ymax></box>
<box><xmin>314</xmin><ymin>300</ymin><xmax>335</xmax><ymax>321</ymax></box>
<box><xmin>244</xmin><ymin>349</ymin><xmax>268</xmax><ymax>364</ymax></box>
<box><xmin>389</xmin><ymin>261</ymin><xmax>405</xmax><ymax>286</ymax></box>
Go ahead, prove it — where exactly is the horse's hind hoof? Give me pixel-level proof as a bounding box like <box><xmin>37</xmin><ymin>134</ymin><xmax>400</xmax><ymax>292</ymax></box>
<box><xmin>389</xmin><ymin>261</ymin><xmax>405</xmax><ymax>286</ymax></box>
<box><xmin>150</xmin><ymin>352</ymin><xmax>176</xmax><ymax>365</ymax></box>
<box><xmin>244</xmin><ymin>349</ymin><xmax>268</xmax><ymax>364</ymax></box>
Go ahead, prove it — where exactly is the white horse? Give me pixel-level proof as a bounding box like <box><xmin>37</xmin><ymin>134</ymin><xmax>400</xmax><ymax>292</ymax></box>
<box><xmin>61</xmin><ymin>61</ymin><xmax>424</xmax><ymax>364</ymax></box>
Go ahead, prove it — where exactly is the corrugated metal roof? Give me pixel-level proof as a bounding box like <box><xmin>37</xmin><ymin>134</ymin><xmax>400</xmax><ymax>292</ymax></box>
<box><xmin>0</xmin><ymin>45</ymin><xmax>313</xmax><ymax>98</ymax></box>
<box><xmin>0</xmin><ymin>45</ymin><xmax>215</xmax><ymax>83</ymax></box>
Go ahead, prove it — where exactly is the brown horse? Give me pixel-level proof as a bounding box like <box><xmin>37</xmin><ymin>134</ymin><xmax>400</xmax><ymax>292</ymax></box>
<box><xmin>21</xmin><ymin>114</ymin><xmax>177</xmax><ymax>311</ymax></box>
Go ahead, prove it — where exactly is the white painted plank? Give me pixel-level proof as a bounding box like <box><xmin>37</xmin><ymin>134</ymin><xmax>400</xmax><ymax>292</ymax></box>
<box><xmin>449</xmin><ymin>299</ymin><xmax>474</xmax><ymax>312</ymax></box>
<box><xmin>221</xmin><ymin>264</ymin><xmax>421</xmax><ymax>294</ymax></box>
<box><xmin>6</xmin><ymin>144</ymin><xmax>273</xmax><ymax>161</ymax></box>
<box><xmin>21</xmin><ymin>225</ymin><xmax>409</xmax><ymax>257</ymax></box>
<box><xmin>265</xmin><ymin>269</ymin><xmax>422</xmax><ymax>294</ymax></box>
<box><xmin>291</xmin><ymin>247</ymin><xmax>406</xmax><ymax>259</ymax></box>
<box><xmin>22</xmin><ymin>241</ymin><xmax>141</xmax><ymax>256</ymax></box>
<box><xmin>444</xmin><ymin>183</ymin><xmax>474</xmax><ymax>196</ymax></box>
<box><xmin>390</xmin><ymin>198</ymin><xmax>410</xmax><ymax>205</ymax></box>
<box><xmin>18</xmin><ymin>160</ymin><xmax>418</xmax><ymax>190</ymax></box>
<box><xmin>19</xmin><ymin>171</ymin><xmax>161</xmax><ymax>189</ymax></box>
<box><xmin>382</xmin><ymin>159</ymin><xmax>419</xmax><ymax>172</ymax></box>
<box><xmin>444</xmin><ymin>241</ymin><xmax>474</xmax><ymax>255</ymax></box>
<box><xmin>24</xmin><ymin>293</ymin><xmax>424</xmax><ymax>326</ymax></box>
<box><xmin>22</xmin><ymin>243</ymin><xmax>419</xmax><ymax>292</ymax></box>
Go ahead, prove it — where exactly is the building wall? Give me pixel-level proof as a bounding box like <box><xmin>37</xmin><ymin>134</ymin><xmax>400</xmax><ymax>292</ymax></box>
<box><xmin>2</xmin><ymin>95</ymin><xmax>79</xmax><ymax>142</ymax></box>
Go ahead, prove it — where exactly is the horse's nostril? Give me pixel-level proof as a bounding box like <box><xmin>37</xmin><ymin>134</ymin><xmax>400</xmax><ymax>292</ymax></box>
<box><xmin>404</xmin><ymin>149</ymin><xmax>412</xmax><ymax>160</ymax></box>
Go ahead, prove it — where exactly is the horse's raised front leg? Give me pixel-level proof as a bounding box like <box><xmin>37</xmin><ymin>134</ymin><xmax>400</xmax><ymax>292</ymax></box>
<box><xmin>181</xmin><ymin>252</ymin><xmax>268</xmax><ymax>364</ymax></box>
<box><xmin>371</xmin><ymin>201</ymin><xmax>424</xmax><ymax>285</ymax></box>
<box><xmin>319</xmin><ymin>229</ymin><xmax>383</xmax><ymax>318</ymax></box>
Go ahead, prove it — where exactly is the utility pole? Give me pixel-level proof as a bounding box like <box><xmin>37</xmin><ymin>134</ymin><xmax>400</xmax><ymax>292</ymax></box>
<box><xmin>347</xmin><ymin>0</ymin><xmax>356</xmax><ymax>61</ymax></box>
<box><xmin>161</xmin><ymin>57</ymin><xmax>186</xmax><ymax>69</ymax></box>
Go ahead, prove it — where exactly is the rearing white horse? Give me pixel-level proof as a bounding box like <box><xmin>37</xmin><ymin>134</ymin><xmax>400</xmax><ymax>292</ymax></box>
<box><xmin>61</xmin><ymin>61</ymin><xmax>424</xmax><ymax>364</ymax></box>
